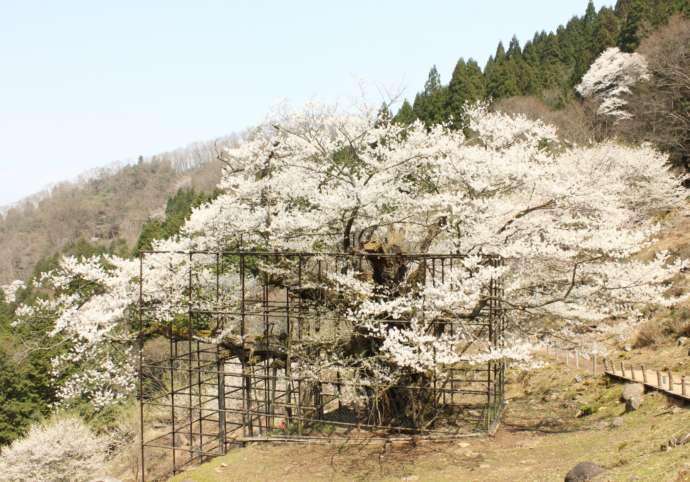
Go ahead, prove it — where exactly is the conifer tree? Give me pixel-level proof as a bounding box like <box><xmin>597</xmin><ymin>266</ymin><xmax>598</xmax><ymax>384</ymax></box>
<box><xmin>485</xmin><ymin>40</ymin><xmax>521</xmax><ymax>100</ymax></box>
<box><xmin>507</xmin><ymin>35</ymin><xmax>522</xmax><ymax>58</ymax></box>
<box><xmin>377</xmin><ymin>102</ymin><xmax>392</xmax><ymax>123</ymax></box>
<box><xmin>413</xmin><ymin>66</ymin><xmax>449</xmax><ymax>127</ymax></box>
<box><xmin>618</xmin><ymin>0</ymin><xmax>647</xmax><ymax>52</ymax></box>
<box><xmin>393</xmin><ymin>99</ymin><xmax>416</xmax><ymax>125</ymax></box>
<box><xmin>522</xmin><ymin>40</ymin><xmax>544</xmax><ymax>93</ymax></box>
<box><xmin>446</xmin><ymin>58</ymin><xmax>485</xmax><ymax>129</ymax></box>
<box><xmin>594</xmin><ymin>6</ymin><xmax>620</xmax><ymax>53</ymax></box>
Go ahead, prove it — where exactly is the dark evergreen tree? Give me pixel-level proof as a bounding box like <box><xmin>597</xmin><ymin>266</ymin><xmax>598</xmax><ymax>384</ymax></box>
<box><xmin>0</xmin><ymin>288</ymin><xmax>59</xmax><ymax>446</ymax></box>
<box><xmin>424</xmin><ymin>65</ymin><xmax>442</xmax><ymax>92</ymax></box>
<box><xmin>594</xmin><ymin>6</ymin><xmax>621</xmax><ymax>53</ymax></box>
<box><xmin>522</xmin><ymin>40</ymin><xmax>544</xmax><ymax>94</ymax></box>
<box><xmin>446</xmin><ymin>58</ymin><xmax>485</xmax><ymax>129</ymax></box>
<box><xmin>485</xmin><ymin>42</ymin><xmax>516</xmax><ymax>99</ymax></box>
<box><xmin>134</xmin><ymin>187</ymin><xmax>220</xmax><ymax>253</ymax></box>
<box><xmin>618</xmin><ymin>0</ymin><xmax>648</xmax><ymax>51</ymax></box>
<box><xmin>393</xmin><ymin>99</ymin><xmax>416</xmax><ymax>125</ymax></box>
<box><xmin>375</xmin><ymin>102</ymin><xmax>393</xmax><ymax>127</ymax></box>
<box><xmin>413</xmin><ymin>66</ymin><xmax>449</xmax><ymax>127</ymax></box>
<box><xmin>506</xmin><ymin>35</ymin><xmax>522</xmax><ymax>58</ymax></box>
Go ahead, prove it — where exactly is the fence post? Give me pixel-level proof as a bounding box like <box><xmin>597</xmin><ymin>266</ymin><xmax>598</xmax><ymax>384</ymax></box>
<box><xmin>641</xmin><ymin>365</ymin><xmax>647</xmax><ymax>384</ymax></box>
<box><xmin>575</xmin><ymin>351</ymin><xmax>580</xmax><ymax>369</ymax></box>
<box><xmin>592</xmin><ymin>354</ymin><xmax>597</xmax><ymax>376</ymax></box>
<box><xmin>656</xmin><ymin>370</ymin><xmax>662</xmax><ymax>388</ymax></box>
<box><xmin>620</xmin><ymin>361</ymin><xmax>625</xmax><ymax>378</ymax></box>
<box><xmin>683</xmin><ymin>376</ymin><xmax>687</xmax><ymax>397</ymax></box>
<box><xmin>631</xmin><ymin>366</ymin><xmax>636</xmax><ymax>381</ymax></box>
<box><xmin>668</xmin><ymin>371</ymin><xmax>674</xmax><ymax>392</ymax></box>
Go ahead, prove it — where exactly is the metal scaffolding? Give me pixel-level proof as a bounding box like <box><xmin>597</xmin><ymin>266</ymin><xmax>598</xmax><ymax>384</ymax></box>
<box><xmin>137</xmin><ymin>251</ymin><xmax>506</xmax><ymax>480</ymax></box>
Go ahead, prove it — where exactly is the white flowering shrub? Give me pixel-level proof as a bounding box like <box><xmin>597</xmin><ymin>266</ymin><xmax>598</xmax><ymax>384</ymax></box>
<box><xmin>576</xmin><ymin>47</ymin><xmax>649</xmax><ymax>120</ymax></box>
<box><xmin>0</xmin><ymin>416</ymin><xmax>108</xmax><ymax>482</ymax></box>
<box><xmin>11</xmin><ymin>101</ymin><xmax>688</xmax><ymax>410</ymax></box>
<box><xmin>1</xmin><ymin>279</ymin><xmax>25</xmax><ymax>303</ymax></box>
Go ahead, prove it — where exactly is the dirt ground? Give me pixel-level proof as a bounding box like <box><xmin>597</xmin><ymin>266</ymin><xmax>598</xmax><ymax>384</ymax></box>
<box><xmin>168</xmin><ymin>361</ymin><xmax>690</xmax><ymax>482</ymax></box>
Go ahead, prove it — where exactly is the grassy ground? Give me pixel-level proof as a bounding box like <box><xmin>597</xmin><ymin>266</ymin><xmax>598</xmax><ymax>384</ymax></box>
<box><xmin>168</xmin><ymin>362</ymin><xmax>690</xmax><ymax>482</ymax></box>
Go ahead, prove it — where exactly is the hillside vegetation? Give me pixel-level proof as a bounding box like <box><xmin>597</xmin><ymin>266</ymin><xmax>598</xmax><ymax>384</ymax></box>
<box><xmin>0</xmin><ymin>138</ymin><xmax>234</xmax><ymax>284</ymax></box>
<box><xmin>396</xmin><ymin>0</ymin><xmax>689</xmax><ymax>171</ymax></box>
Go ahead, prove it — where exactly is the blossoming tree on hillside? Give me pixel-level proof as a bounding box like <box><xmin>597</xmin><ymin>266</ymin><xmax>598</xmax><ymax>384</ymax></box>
<box><xmin>576</xmin><ymin>47</ymin><xmax>649</xmax><ymax>121</ymax></box>
<box><xmin>9</xmin><ymin>102</ymin><xmax>688</xmax><ymax>409</ymax></box>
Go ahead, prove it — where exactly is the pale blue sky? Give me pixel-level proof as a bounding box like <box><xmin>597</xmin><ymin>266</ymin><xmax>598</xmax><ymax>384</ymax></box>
<box><xmin>0</xmin><ymin>0</ymin><xmax>614</xmax><ymax>205</ymax></box>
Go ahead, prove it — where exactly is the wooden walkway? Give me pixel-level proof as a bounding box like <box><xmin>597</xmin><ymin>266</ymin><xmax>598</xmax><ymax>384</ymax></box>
<box><xmin>604</xmin><ymin>361</ymin><xmax>690</xmax><ymax>402</ymax></box>
<box><xmin>544</xmin><ymin>346</ymin><xmax>690</xmax><ymax>402</ymax></box>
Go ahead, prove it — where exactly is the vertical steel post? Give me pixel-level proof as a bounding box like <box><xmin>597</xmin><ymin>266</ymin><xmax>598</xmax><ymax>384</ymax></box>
<box><xmin>486</xmin><ymin>272</ymin><xmax>494</xmax><ymax>429</ymax></box>
<box><xmin>262</xmin><ymin>271</ymin><xmax>269</xmax><ymax>433</ymax></box>
<box><xmin>239</xmin><ymin>254</ymin><xmax>252</xmax><ymax>437</ymax></box>
<box><xmin>296</xmin><ymin>255</ymin><xmax>303</xmax><ymax>435</ymax></box>
<box><xmin>138</xmin><ymin>253</ymin><xmax>146</xmax><ymax>482</ymax></box>
<box><xmin>169</xmin><ymin>321</ymin><xmax>177</xmax><ymax>473</ymax></box>
<box><xmin>215</xmin><ymin>253</ymin><xmax>226</xmax><ymax>454</ymax></box>
<box><xmin>216</xmin><ymin>345</ymin><xmax>226</xmax><ymax>455</ymax></box>
<box><xmin>187</xmin><ymin>252</ymin><xmax>194</xmax><ymax>463</ymax></box>
<box><xmin>196</xmin><ymin>340</ymin><xmax>203</xmax><ymax>458</ymax></box>
<box><xmin>285</xmin><ymin>264</ymin><xmax>293</xmax><ymax>423</ymax></box>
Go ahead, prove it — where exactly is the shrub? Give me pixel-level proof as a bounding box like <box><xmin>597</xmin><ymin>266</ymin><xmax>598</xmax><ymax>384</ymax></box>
<box><xmin>578</xmin><ymin>404</ymin><xmax>597</xmax><ymax>416</ymax></box>
<box><xmin>667</xmin><ymin>306</ymin><xmax>690</xmax><ymax>338</ymax></box>
<box><xmin>0</xmin><ymin>415</ymin><xmax>108</xmax><ymax>482</ymax></box>
<box><xmin>634</xmin><ymin>318</ymin><xmax>664</xmax><ymax>348</ymax></box>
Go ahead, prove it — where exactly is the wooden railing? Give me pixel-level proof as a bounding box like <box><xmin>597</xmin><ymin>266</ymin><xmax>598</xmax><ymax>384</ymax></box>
<box><xmin>604</xmin><ymin>361</ymin><xmax>690</xmax><ymax>401</ymax></box>
<box><xmin>544</xmin><ymin>346</ymin><xmax>690</xmax><ymax>401</ymax></box>
<box><xmin>544</xmin><ymin>345</ymin><xmax>602</xmax><ymax>375</ymax></box>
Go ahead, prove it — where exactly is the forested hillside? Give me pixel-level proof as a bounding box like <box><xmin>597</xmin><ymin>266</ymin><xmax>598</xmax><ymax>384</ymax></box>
<box><xmin>0</xmin><ymin>136</ymin><xmax>235</xmax><ymax>284</ymax></box>
<box><xmin>396</xmin><ymin>0</ymin><xmax>689</xmax><ymax>169</ymax></box>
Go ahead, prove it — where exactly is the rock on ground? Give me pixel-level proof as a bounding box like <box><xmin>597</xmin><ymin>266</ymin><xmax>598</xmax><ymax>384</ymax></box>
<box><xmin>626</xmin><ymin>395</ymin><xmax>643</xmax><ymax>412</ymax></box>
<box><xmin>621</xmin><ymin>383</ymin><xmax>644</xmax><ymax>402</ymax></box>
<box><xmin>564</xmin><ymin>461</ymin><xmax>605</xmax><ymax>481</ymax></box>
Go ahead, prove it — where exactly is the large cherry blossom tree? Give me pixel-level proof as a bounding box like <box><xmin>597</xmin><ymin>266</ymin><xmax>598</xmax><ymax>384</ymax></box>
<box><xmin>9</xmin><ymin>101</ymin><xmax>688</xmax><ymax>408</ymax></box>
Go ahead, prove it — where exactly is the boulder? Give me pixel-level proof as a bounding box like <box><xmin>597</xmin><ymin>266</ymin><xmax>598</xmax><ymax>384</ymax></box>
<box><xmin>621</xmin><ymin>383</ymin><xmax>644</xmax><ymax>402</ymax></box>
<box><xmin>677</xmin><ymin>336</ymin><xmax>688</xmax><ymax>347</ymax></box>
<box><xmin>610</xmin><ymin>417</ymin><xmax>624</xmax><ymax>428</ymax></box>
<box><xmin>625</xmin><ymin>395</ymin><xmax>643</xmax><ymax>412</ymax></box>
<box><xmin>564</xmin><ymin>462</ymin><xmax>605</xmax><ymax>481</ymax></box>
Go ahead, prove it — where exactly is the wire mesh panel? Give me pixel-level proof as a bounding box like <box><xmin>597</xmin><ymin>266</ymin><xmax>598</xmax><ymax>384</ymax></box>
<box><xmin>138</xmin><ymin>251</ymin><xmax>506</xmax><ymax>479</ymax></box>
